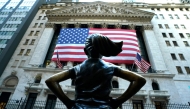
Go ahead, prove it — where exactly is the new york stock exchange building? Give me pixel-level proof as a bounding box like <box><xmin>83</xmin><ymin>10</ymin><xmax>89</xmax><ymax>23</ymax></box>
<box><xmin>0</xmin><ymin>1</ymin><xmax>190</xmax><ymax>109</ymax></box>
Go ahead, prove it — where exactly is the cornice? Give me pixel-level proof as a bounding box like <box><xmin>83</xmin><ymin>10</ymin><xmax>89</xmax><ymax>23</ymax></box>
<box><xmin>141</xmin><ymin>73</ymin><xmax>175</xmax><ymax>78</ymax></box>
<box><xmin>40</xmin><ymin>2</ymin><xmax>190</xmax><ymax>10</ymax></box>
<box><xmin>23</xmin><ymin>67</ymin><xmax>175</xmax><ymax>78</ymax></box>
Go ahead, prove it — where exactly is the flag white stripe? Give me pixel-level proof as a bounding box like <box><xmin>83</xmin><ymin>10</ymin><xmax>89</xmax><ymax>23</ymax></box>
<box><xmin>53</xmin><ymin>50</ymin><xmax>138</xmax><ymax>54</ymax></box>
<box><xmin>89</xmin><ymin>31</ymin><xmax>136</xmax><ymax>35</ymax></box>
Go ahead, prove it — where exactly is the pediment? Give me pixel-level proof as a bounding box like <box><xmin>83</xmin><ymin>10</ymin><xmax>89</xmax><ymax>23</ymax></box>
<box><xmin>46</xmin><ymin>2</ymin><xmax>154</xmax><ymax>18</ymax></box>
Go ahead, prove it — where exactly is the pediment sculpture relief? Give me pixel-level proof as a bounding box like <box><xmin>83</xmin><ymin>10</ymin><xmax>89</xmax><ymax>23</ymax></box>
<box><xmin>53</xmin><ymin>4</ymin><xmax>137</xmax><ymax>14</ymax></box>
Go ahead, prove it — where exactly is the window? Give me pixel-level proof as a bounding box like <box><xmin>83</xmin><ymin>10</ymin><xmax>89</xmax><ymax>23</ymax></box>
<box><xmin>152</xmin><ymin>82</ymin><xmax>159</xmax><ymax>90</ymax></box>
<box><xmin>18</xmin><ymin>49</ymin><xmax>24</xmax><ymax>55</ymax></box>
<box><xmin>176</xmin><ymin>66</ymin><xmax>183</xmax><ymax>74</ymax></box>
<box><xmin>169</xmin><ymin>33</ymin><xmax>174</xmax><ymax>38</ymax></box>
<box><xmin>186</xmin><ymin>33</ymin><xmax>190</xmax><ymax>38</ymax></box>
<box><xmin>185</xmin><ymin>67</ymin><xmax>190</xmax><ymax>74</ymax></box>
<box><xmin>183</xmin><ymin>41</ymin><xmax>189</xmax><ymax>46</ymax></box>
<box><xmin>158</xmin><ymin>24</ymin><xmax>163</xmax><ymax>28</ymax></box>
<box><xmin>165</xmin><ymin>41</ymin><xmax>171</xmax><ymax>46</ymax></box>
<box><xmin>171</xmin><ymin>53</ymin><xmax>177</xmax><ymax>60</ymax></box>
<box><xmin>19</xmin><ymin>60</ymin><xmax>25</xmax><ymax>68</ymax></box>
<box><xmin>165</xmin><ymin>24</ymin><xmax>169</xmax><ymax>29</ymax></box>
<box><xmin>25</xmin><ymin>49</ymin><xmax>31</xmax><ymax>56</ymax></box>
<box><xmin>162</xmin><ymin>33</ymin><xmax>167</xmax><ymax>38</ymax></box>
<box><xmin>34</xmin><ymin>31</ymin><xmax>39</xmax><ymax>36</ymax></box>
<box><xmin>37</xmin><ymin>16</ymin><xmax>41</xmax><ymax>20</ymax></box>
<box><xmin>180</xmin><ymin>8</ymin><xmax>183</xmax><ymax>11</ymax></box>
<box><xmin>179</xmin><ymin>54</ymin><xmax>185</xmax><ymax>60</ymax></box>
<box><xmin>42</xmin><ymin>16</ymin><xmax>46</xmax><ymax>20</ymax></box>
<box><xmin>155</xmin><ymin>101</ymin><xmax>166</xmax><ymax>109</ymax></box>
<box><xmin>165</xmin><ymin>8</ymin><xmax>168</xmax><ymax>11</ymax></box>
<box><xmin>30</xmin><ymin>39</ymin><xmax>35</xmax><ymax>45</ymax></box>
<box><xmin>174</xmin><ymin>14</ymin><xmax>179</xmax><ymax>19</ymax></box>
<box><xmin>168</xmin><ymin>14</ymin><xmax>173</xmax><ymax>19</ymax></box>
<box><xmin>173</xmin><ymin>41</ymin><xmax>178</xmax><ymax>46</ymax></box>
<box><xmin>12</xmin><ymin>60</ymin><xmax>19</xmax><ymax>67</ymax></box>
<box><xmin>154</xmin><ymin>14</ymin><xmax>158</xmax><ymax>19</ymax></box>
<box><xmin>157</xmin><ymin>8</ymin><xmax>160</xmax><ymax>11</ymax></box>
<box><xmin>41</xmin><ymin>10</ymin><xmax>45</xmax><ymax>13</ymax></box>
<box><xmin>181</xmin><ymin>25</ymin><xmax>186</xmax><ymax>29</ymax></box>
<box><xmin>185</xmin><ymin>8</ymin><xmax>189</xmax><ymax>11</ymax></box>
<box><xmin>174</xmin><ymin>24</ymin><xmax>179</xmax><ymax>29</ymax></box>
<box><xmin>34</xmin><ymin>74</ymin><xmax>42</xmax><ymax>83</ymax></box>
<box><xmin>23</xmin><ymin>39</ymin><xmax>29</xmax><ymax>45</ymax></box>
<box><xmin>133</xmin><ymin>100</ymin><xmax>144</xmax><ymax>109</ymax></box>
<box><xmin>39</xmin><ymin>23</ymin><xmax>43</xmax><ymax>28</ymax></box>
<box><xmin>25</xmin><ymin>93</ymin><xmax>38</xmax><ymax>109</ymax></box>
<box><xmin>0</xmin><ymin>39</ymin><xmax>9</xmax><ymax>44</ymax></box>
<box><xmin>160</xmin><ymin>14</ymin><xmax>164</xmax><ymax>19</ymax></box>
<box><xmin>45</xmin><ymin>95</ymin><xmax>57</xmax><ymax>109</ymax></box>
<box><xmin>112</xmin><ymin>81</ymin><xmax>119</xmax><ymax>88</ymax></box>
<box><xmin>171</xmin><ymin>8</ymin><xmax>174</xmax><ymax>11</ymax></box>
<box><xmin>29</xmin><ymin>31</ymin><xmax>34</xmax><ymax>36</ymax></box>
<box><xmin>33</xmin><ymin>23</ymin><xmax>38</xmax><ymax>28</ymax></box>
<box><xmin>184</xmin><ymin>14</ymin><xmax>189</xmax><ymax>19</ymax></box>
<box><xmin>179</xmin><ymin>33</ymin><xmax>185</xmax><ymax>38</ymax></box>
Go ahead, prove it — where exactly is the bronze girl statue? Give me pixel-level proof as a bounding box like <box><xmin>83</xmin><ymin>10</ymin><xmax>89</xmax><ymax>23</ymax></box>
<box><xmin>45</xmin><ymin>34</ymin><xmax>146</xmax><ymax>109</ymax></box>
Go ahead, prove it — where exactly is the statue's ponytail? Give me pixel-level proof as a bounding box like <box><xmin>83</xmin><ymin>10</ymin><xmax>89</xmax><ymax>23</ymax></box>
<box><xmin>84</xmin><ymin>34</ymin><xmax>123</xmax><ymax>58</ymax></box>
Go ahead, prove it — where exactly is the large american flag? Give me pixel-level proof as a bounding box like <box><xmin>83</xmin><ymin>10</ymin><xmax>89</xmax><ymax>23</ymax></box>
<box><xmin>51</xmin><ymin>28</ymin><xmax>139</xmax><ymax>64</ymax></box>
<box><xmin>134</xmin><ymin>53</ymin><xmax>151</xmax><ymax>73</ymax></box>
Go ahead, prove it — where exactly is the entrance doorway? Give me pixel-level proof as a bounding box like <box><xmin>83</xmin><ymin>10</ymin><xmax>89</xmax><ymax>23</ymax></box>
<box><xmin>0</xmin><ymin>92</ymin><xmax>11</xmax><ymax>109</ymax></box>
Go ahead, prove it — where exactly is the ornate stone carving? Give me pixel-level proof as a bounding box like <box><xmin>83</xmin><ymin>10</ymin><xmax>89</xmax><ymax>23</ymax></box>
<box><xmin>129</xmin><ymin>24</ymin><xmax>136</xmax><ymax>30</ymax></box>
<box><xmin>143</xmin><ymin>25</ymin><xmax>153</xmax><ymax>30</ymax></box>
<box><xmin>74</xmin><ymin>23</ymin><xmax>80</xmax><ymax>28</ymax></box>
<box><xmin>48</xmin><ymin>2</ymin><xmax>155</xmax><ymax>17</ymax></box>
<box><xmin>102</xmin><ymin>23</ymin><xmax>107</xmax><ymax>28</ymax></box>
<box><xmin>45</xmin><ymin>23</ymin><xmax>55</xmax><ymax>28</ymax></box>
<box><xmin>58</xmin><ymin>4</ymin><xmax>135</xmax><ymax>14</ymax></box>
<box><xmin>11</xmin><ymin>70</ymin><xmax>17</xmax><ymax>75</ymax></box>
<box><xmin>116</xmin><ymin>23</ymin><xmax>121</xmax><ymax>29</ymax></box>
<box><xmin>61</xmin><ymin>23</ymin><xmax>67</xmax><ymax>28</ymax></box>
<box><xmin>88</xmin><ymin>23</ymin><xmax>94</xmax><ymax>28</ymax></box>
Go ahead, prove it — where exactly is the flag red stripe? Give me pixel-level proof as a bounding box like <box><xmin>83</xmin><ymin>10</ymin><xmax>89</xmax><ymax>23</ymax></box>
<box><xmin>52</xmin><ymin>28</ymin><xmax>139</xmax><ymax>64</ymax></box>
<box><xmin>89</xmin><ymin>28</ymin><xmax>136</xmax><ymax>32</ymax></box>
<box><xmin>53</xmin><ymin>52</ymin><xmax>136</xmax><ymax>57</ymax></box>
<box><xmin>52</xmin><ymin>58</ymin><xmax>135</xmax><ymax>64</ymax></box>
<box><xmin>109</xmin><ymin>38</ymin><xmax>137</xmax><ymax>41</ymax></box>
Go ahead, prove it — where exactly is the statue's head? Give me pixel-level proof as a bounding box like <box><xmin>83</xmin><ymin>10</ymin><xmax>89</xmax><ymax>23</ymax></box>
<box><xmin>84</xmin><ymin>34</ymin><xmax>123</xmax><ymax>58</ymax></box>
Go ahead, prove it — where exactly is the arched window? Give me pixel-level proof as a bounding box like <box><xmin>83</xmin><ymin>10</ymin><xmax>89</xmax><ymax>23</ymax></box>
<box><xmin>112</xmin><ymin>80</ymin><xmax>119</xmax><ymax>88</ymax></box>
<box><xmin>34</xmin><ymin>74</ymin><xmax>42</xmax><ymax>83</ymax></box>
<box><xmin>152</xmin><ymin>82</ymin><xmax>159</xmax><ymax>90</ymax></box>
<box><xmin>3</xmin><ymin>76</ymin><xmax>18</xmax><ymax>87</ymax></box>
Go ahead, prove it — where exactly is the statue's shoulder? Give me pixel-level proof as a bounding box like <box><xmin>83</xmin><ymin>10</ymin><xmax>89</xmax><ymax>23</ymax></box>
<box><xmin>102</xmin><ymin>61</ymin><xmax>121</xmax><ymax>69</ymax></box>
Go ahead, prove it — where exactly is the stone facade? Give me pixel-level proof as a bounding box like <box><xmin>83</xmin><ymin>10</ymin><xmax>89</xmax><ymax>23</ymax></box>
<box><xmin>0</xmin><ymin>2</ymin><xmax>190</xmax><ymax>107</ymax></box>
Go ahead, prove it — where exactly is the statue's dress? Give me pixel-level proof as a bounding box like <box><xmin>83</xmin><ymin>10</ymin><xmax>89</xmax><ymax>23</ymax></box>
<box><xmin>69</xmin><ymin>58</ymin><xmax>118</xmax><ymax>109</ymax></box>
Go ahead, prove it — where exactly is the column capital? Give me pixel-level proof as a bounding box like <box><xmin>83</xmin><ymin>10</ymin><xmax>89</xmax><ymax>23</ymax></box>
<box><xmin>116</xmin><ymin>23</ymin><xmax>121</xmax><ymax>29</ymax></box>
<box><xmin>143</xmin><ymin>25</ymin><xmax>153</xmax><ymax>30</ymax></box>
<box><xmin>45</xmin><ymin>23</ymin><xmax>55</xmax><ymax>28</ymax></box>
<box><xmin>74</xmin><ymin>23</ymin><xmax>80</xmax><ymax>28</ymax></box>
<box><xmin>61</xmin><ymin>23</ymin><xmax>67</xmax><ymax>28</ymax></box>
<box><xmin>87</xmin><ymin>23</ymin><xmax>94</xmax><ymax>28</ymax></box>
<box><xmin>101</xmin><ymin>23</ymin><xmax>107</xmax><ymax>28</ymax></box>
<box><xmin>129</xmin><ymin>24</ymin><xmax>136</xmax><ymax>30</ymax></box>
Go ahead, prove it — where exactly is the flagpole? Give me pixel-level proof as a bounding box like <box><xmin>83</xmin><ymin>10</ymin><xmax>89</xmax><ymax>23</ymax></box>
<box><xmin>131</xmin><ymin>62</ymin><xmax>135</xmax><ymax>71</ymax></box>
